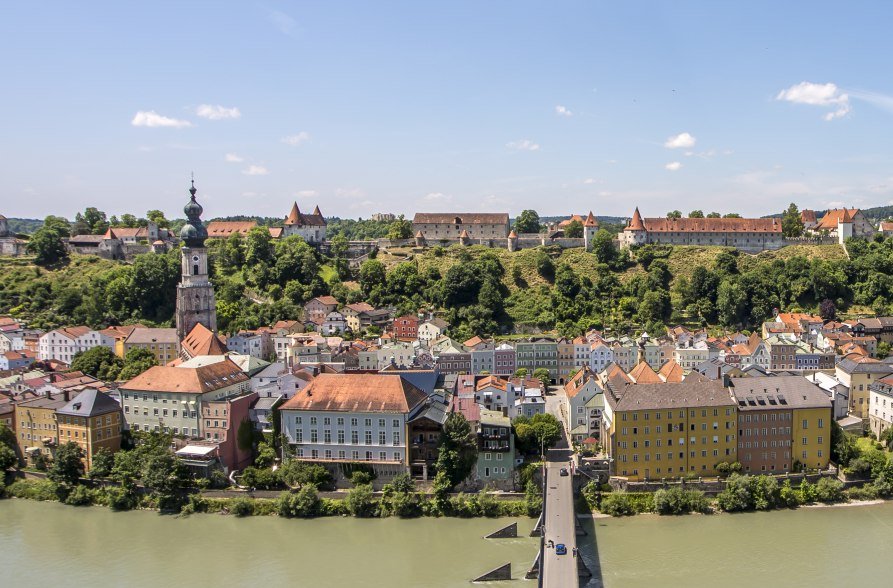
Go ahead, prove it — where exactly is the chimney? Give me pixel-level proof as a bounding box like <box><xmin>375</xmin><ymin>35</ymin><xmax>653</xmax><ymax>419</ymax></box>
<box><xmin>63</xmin><ymin>390</ymin><xmax>71</xmax><ymax>402</ymax></box>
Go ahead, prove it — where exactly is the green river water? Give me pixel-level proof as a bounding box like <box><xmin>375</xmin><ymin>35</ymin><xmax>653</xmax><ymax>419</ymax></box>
<box><xmin>2</xmin><ymin>499</ymin><xmax>893</xmax><ymax>587</ymax></box>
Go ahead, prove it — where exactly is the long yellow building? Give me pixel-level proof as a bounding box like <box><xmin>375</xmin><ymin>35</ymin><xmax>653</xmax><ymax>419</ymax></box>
<box><xmin>56</xmin><ymin>389</ymin><xmax>123</xmax><ymax>471</ymax></box>
<box><xmin>603</xmin><ymin>379</ymin><xmax>738</xmax><ymax>481</ymax></box>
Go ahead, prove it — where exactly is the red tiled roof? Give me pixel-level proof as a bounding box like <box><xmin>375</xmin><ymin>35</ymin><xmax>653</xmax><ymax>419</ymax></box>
<box><xmin>181</xmin><ymin>323</ymin><xmax>228</xmax><ymax>358</ymax></box>
<box><xmin>281</xmin><ymin>373</ymin><xmax>428</xmax><ymax>413</ymax></box>
<box><xmin>413</xmin><ymin>213</ymin><xmax>509</xmax><ymax>225</ymax></box>
<box><xmin>816</xmin><ymin>208</ymin><xmax>860</xmax><ymax>230</ymax></box>
<box><xmin>206</xmin><ymin>221</ymin><xmax>258</xmax><ymax>238</ymax></box>
<box><xmin>121</xmin><ymin>359</ymin><xmax>248</xmax><ymax>394</ymax></box>
<box><xmin>629</xmin><ymin>361</ymin><xmax>662</xmax><ymax>384</ymax></box>
<box><xmin>631</xmin><ymin>216</ymin><xmax>782</xmax><ymax>233</ymax></box>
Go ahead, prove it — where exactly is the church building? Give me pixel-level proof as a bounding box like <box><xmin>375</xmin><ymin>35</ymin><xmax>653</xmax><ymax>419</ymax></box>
<box><xmin>175</xmin><ymin>181</ymin><xmax>218</xmax><ymax>341</ymax></box>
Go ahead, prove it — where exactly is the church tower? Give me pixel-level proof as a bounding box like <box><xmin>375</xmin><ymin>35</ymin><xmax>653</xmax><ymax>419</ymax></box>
<box><xmin>175</xmin><ymin>180</ymin><xmax>217</xmax><ymax>341</ymax></box>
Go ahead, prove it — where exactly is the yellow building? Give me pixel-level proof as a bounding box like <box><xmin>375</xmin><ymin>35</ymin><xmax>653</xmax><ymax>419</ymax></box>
<box><xmin>730</xmin><ymin>376</ymin><xmax>832</xmax><ymax>473</ymax></box>
<box><xmin>122</xmin><ymin>327</ymin><xmax>179</xmax><ymax>365</ymax></box>
<box><xmin>100</xmin><ymin>324</ymin><xmax>144</xmax><ymax>359</ymax></box>
<box><xmin>14</xmin><ymin>394</ymin><xmax>68</xmax><ymax>463</ymax></box>
<box><xmin>56</xmin><ymin>389</ymin><xmax>123</xmax><ymax>471</ymax></box>
<box><xmin>603</xmin><ymin>380</ymin><xmax>738</xmax><ymax>481</ymax></box>
<box><xmin>835</xmin><ymin>356</ymin><xmax>893</xmax><ymax>421</ymax></box>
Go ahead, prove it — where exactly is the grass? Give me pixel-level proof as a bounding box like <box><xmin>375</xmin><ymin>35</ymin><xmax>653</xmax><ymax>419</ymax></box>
<box><xmin>319</xmin><ymin>264</ymin><xmax>338</xmax><ymax>284</ymax></box>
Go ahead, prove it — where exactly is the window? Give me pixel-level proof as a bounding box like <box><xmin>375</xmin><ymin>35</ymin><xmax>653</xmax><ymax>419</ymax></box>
<box><xmin>310</xmin><ymin>416</ymin><xmax>317</xmax><ymax>425</ymax></box>
<box><xmin>352</xmin><ymin>431</ymin><xmax>358</xmax><ymax>444</ymax></box>
<box><xmin>311</xmin><ymin>430</ymin><xmax>318</xmax><ymax>443</ymax></box>
<box><xmin>365</xmin><ymin>431</ymin><xmax>372</xmax><ymax>445</ymax></box>
<box><xmin>393</xmin><ymin>431</ymin><xmax>400</xmax><ymax>445</ymax></box>
<box><xmin>338</xmin><ymin>430</ymin><xmax>345</xmax><ymax>444</ymax></box>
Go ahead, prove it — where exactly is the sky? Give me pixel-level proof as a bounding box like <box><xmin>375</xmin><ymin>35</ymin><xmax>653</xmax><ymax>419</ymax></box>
<box><xmin>2</xmin><ymin>1</ymin><xmax>893</xmax><ymax>221</ymax></box>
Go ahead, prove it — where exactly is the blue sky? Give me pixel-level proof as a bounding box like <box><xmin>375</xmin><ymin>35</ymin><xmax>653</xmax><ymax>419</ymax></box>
<box><xmin>2</xmin><ymin>1</ymin><xmax>893</xmax><ymax>220</ymax></box>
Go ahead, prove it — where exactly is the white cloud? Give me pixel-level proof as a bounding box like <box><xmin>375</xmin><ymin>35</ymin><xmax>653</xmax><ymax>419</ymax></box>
<box><xmin>296</xmin><ymin>190</ymin><xmax>318</xmax><ymax>198</ymax></box>
<box><xmin>423</xmin><ymin>192</ymin><xmax>452</xmax><ymax>203</ymax></box>
<box><xmin>664</xmin><ymin>132</ymin><xmax>696</xmax><ymax>149</ymax></box>
<box><xmin>583</xmin><ymin>178</ymin><xmax>599</xmax><ymax>185</ymax></box>
<box><xmin>776</xmin><ymin>81</ymin><xmax>851</xmax><ymax>120</ymax></box>
<box><xmin>268</xmin><ymin>10</ymin><xmax>296</xmax><ymax>35</ymax></box>
<box><xmin>555</xmin><ymin>105</ymin><xmax>573</xmax><ymax>117</ymax></box>
<box><xmin>598</xmin><ymin>191</ymin><xmax>612</xmax><ymax>197</ymax></box>
<box><xmin>225</xmin><ymin>153</ymin><xmax>244</xmax><ymax>163</ymax></box>
<box><xmin>282</xmin><ymin>132</ymin><xmax>311</xmax><ymax>146</ymax></box>
<box><xmin>506</xmin><ymin>139</ymin><xmax>540</xmax><ymax>151</ymax></box>
<box><xmin>242</xmin><ymin>165</ymin><xmax>269</xmax><ymax>176</ymax></box>
<box><xmin>665</xmin><ymin>161</ymin><xmax>683</xmax><ymax>171</ymax></box>
<box><xmin>197</xmin><ymin>104</ymin><xmax>241</xmax><ymax>120</ymax></box>
<box><xmin>131</xmin><ymin>110</ymin><xmax>192</xmax><ymax>128</ymax></box>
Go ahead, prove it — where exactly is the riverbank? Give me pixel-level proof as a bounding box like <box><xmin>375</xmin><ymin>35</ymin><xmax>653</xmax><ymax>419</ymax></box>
<box><xmin>1</xmin><ymin>476</ymin><xmax>540</xmax><ymax>520</ymax></box>
<box><xmin>580</xmin><ymin>473</ymin><xmax>888</xmax><ymax>517</ymax></box>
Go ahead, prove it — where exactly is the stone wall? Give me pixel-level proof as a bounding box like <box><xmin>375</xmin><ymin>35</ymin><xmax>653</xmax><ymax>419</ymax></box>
<box><xmin>611</xmin><ymin>471</ymin><xmax>833</xmax><ymax>496</ymax></box>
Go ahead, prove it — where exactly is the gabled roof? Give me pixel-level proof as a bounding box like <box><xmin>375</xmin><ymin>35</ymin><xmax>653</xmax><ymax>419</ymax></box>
<box><xmin>413</xmin><ymin>213</ymin><xmax>509</xmax><ymax>225</ymax></box>
<box><xmin>565</xmin><ymin>366</ymin><xmax>598</xmax><ymax>399</ymax></box>
<box><xmin>57</xmin><ymin>389</ymin><xmax>120</xmax><ymax>417</ymax></box>
<box><xmin>630</xmin><ymin>215</ymin><xmax>782</xmax><ymax>234</ymax></box>
<box><xmin>125</xmin><ymin>327</ymin><xmax>179</xmax><ymax>345</ymax></box>
<box><xmin>284</xmin><ymin>202</ymin><xmax>326</xmax><ymax>227</ymax></box>
<box><xmin>181</xmin><ymin>323</ymin><xmax>228</xmax><ymax>359</ymax></box>
<box><xmin>121</xmin><ymin>358</ymin><xmax>248</xmax><ymax>394</ymax></box>
<box><xmin>816</xmin><ymin>208</ymin><xmax>860</xmax><ymax>230</ymax></box>
<box><xmin>583</xmin><ymin>211</ymin><xmax>598</xmax><ymax>228</ymax></box>
<box><xmin>611</xmin><ymin>380</ymin><xmax>735</xmax><ymax>411</ymax></box>
<box><xmin>658</xmin><ymin>359</ymin><xmax>684</xmax><ymax>383</ymax></box>
<box><xmin>628</xmin><ymin>361</ymin><xmax>662</xmax><ymax>384</ymax></box>
<box><xmin>628</xmin><ymin>208</ymin><xmax>645</xmax><ymax>231</ymax></box>
<box><xmin>309</xmin><ymin>296</ymin><xmax>339</xmax><ymax>307</ymax></box>
<box><xmin>280</xmin><ymin>373</ymin><xmax>428</xmax><ymax>413</ymax></box>
<box><xmin>206</xmin><ymin>221</ymin><xmax>258</xmax><ymax>238</ymax></box>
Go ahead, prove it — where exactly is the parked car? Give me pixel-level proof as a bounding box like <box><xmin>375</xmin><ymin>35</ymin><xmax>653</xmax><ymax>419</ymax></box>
<box><xmin>555</xmin><ymin>543</ymin><xmax>567</xmax><ymax>555</ymax></box>
<box><xmin>559</xmin><ymin>467</ymin><xmax>569</xmax><ymax>476</ymax></box>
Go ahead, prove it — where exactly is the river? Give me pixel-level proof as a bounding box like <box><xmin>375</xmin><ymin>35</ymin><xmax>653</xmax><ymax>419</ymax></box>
<box><xmin>4</xmin><ymin>499</ymin><xmax>893</xmax><ymax>587</ymax></box>
<box><xmin>585</xmin><ymin>501</ymin><xmax>893</xmax><ymax>588</ymax></box>
<box><xmin>0</xmin><ymin>500</ymin><xmax>537</xmax><ymax>587</ymax></box>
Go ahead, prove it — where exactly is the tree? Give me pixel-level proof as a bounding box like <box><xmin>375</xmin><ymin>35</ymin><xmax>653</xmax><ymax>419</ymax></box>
<box><xmin>71</xmin><ymin>346</ymin><xmax>124</xmax><ymax>381</ymax></box>
<box><xmin>513</xmin><ymin>413</ymin><xmax>561</xmax><ymax>455</ymax></box>
<box><xmin>782</xmin><ymin>203</ymin><xmax>804</xmax><ymax>238</ymax></box>
<box><xmin>387</xmin><ymin>215</ymin><xmax>413</xmax><ymax>240</ymax></box>
<box><xmin>42</xmin><ymin>215</ymin><xmax>71</xmax><ymax>237</ymax></box>
<box><xmin>535</xmin><ymin>250</ymin><xmax>555</xmax><ymax>281</ymax></box>
<box><xmin>48</xmin><ymin>442</ymin><xmax>85</xmax><ymax>489</ymax></box>
<box><xmin>359</xmin><ymin>259</ymin><xmax>387</xmax><ymax>299</ymax></box>
<box><xmin>514</xmin><ymin>368</ymin><xmax>528</xmax><ymax>378</ymax></box>
<box><xmin>666</xmin><ymin>210</ymin><xmax>682</xmax><ymax>219</ymax></box>
<box><xmin>280</xmin><ymin>459</ymin><xmax>333</xmax><ymax>489</ymax></box>
<box><xmin>723</xmin><ymin>213</ymin><xmax>742</xmax><ymax>218</ymax></box>
<box><xmin>27</xmin><ymin>226</ymin><xmax>68</xmax><ymax>266</ymax></box>
<box><xmin>118</xmin><ymin>347</ymin><xmax>158</xmax><ymax>381</ymax></box>
<box><xmin>706</xmin><ymin>212</ymin><xmax>721</xmax><ymax>218</ymax></box>
<box><xmin>533</xmin><ymin>368</ymin><xmax>551</xmax><ymax>388</ymax></box>
<box><xmin>514</xmin><ymin>210</ymin><xmax>541</xmax><ymax>234</ymax></box>
<box><xmin>345</xmin><ymin>483</ymin><xmax>376</xmax><ymax>516</ymax></box>
<box><xmin>0</xmin><ymin>443</ymin><xmax>17</xmax><ymax>471</ymax></box>
<box><xmin>435</xmin><ymin>413</ymin><xmax>478</xmax><ymax>488</ymax></box>
<box><xmin>89</xmin><ymin>447</ymin><xmax>115</xmax><ymax>479</ymax></box>
<box><xmin>75</xmin><ymin>207</ymin><xmax>109</xmax><ymax>234</ymax></box>
<box><xmin>591</xmin><ymin>229</ymin><xmax>617</xmax><ymax>265</ymax></box>
<box><xmin>564</xmin><ymin>220</ymin><xmax>583</xmax><ymax>238</ymax></box>
<box><xmin>818</xmin><ymin>298</ymin><xmax>837</xmax><ymax>320</ymax></box>
<box><xmin>689</xmin><ymin>210</ymin><xmax>704</xmax><ymax>218</ymax></box>
<box><xmin>146</xmin><ymin>209</ymin><xmax>170</xmax><ymax>228</ymax></box>
<box><xmin>278</xmin><ymin>485</ymin><xmax>320</xmax><ymax>517</ymax></box>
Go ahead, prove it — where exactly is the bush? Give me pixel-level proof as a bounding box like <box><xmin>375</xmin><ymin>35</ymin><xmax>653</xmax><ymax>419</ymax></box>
<box><xmin>846</xmin><ymin>484</ymin><xmax>879</xmax><ymax>501</ymax></box>
<box><xmin>779</xmin><ymin>480</ymin><xmax>802</xmax><ymax>508</ymax></box>
<box><xmin>103</xmin><ymin>486</ymin><xmax>137</xmax><ymax>511</ymax></box>
<box><xmin>599</xmin><ymin>492</ymin><xmax>653</xmax><ymax>516</ymax></box>
<box><xmin>797</xmin><ymin>480</ymin><xmax>817</xmax><ymax>504</ymax></box>
<box><xmin>653</xmin><ymin>487</ymin><xmax>710</xmax><ymax>515</ymax></box>
<box><xmin>278</xmin><ymin>486</ymin><xmax>320</xmax><ymax>518</ymax></box>
<box><xmin>715</xmin><ymin>462</ymin><xmax>731</xmax><ymax>477</ymax></box>
<box><xmin>350</xmin><ymin>471</ymin><xmax>373</xmax><ymax>487</ymax></box>
<box><xmin>814</xmin><ymin>477</ymin><xmax>845</xmax><ymax>503</ymax></box>
<box><xmin>6</xmin><ymin>479</ymin><xmax>59</xmax><ymax>501</ymax></box>
<box><xmin>229</xmin><ymin>497</ymin><xmax>255</xmax><ymax>517</ymax></box>
<box><xmin>473</xmin><ymin>490</ymin><xmax>500</xmax><ymax>518</ymax></box>
<box><xmin>345</xmin><ymin>483</ymin><xmax>376</xmax><ymax>517</ymax></box>
<box><xmin>240</xmin><ymin>466</ymin><xmax>282</xmax><ymax>490</ymax></box>
<box><xmin>64</xmin><ymin>484</ymin><xmax>94</xmax><ymax>506</ymax></box>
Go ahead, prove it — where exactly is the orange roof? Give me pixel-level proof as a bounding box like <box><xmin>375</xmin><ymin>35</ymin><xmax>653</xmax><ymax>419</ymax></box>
<box><xmin>628</xmin><ymin>361</ymin><xmax>662</xmax><ymax>384</ymax></box>
<box><xmin>816</xmin><ymin>208</ymin><xmax>860</xmax><ymax>230</ymax></box>
<box><xmin>181</xmin><ymin>323</ymin><xmax>228</xmax><ymax>359</ymax></box>
<box><xmin>313</xmin><ymin>205</ymin><xmax>322</xmax><ymax>216</ymax></box>
<box><xmin>628</xmin><ymin>208</ymin><xmax>645</xmax><ymax>231</ymax></box>
<box><xmin>564</xmin><ymin>366</ymin><xmax>596</xmax><ymax>399</ymax></box>
<box><xmin>800</xmin><ymin>209</ymin><xmax>817</xmax><ymax>223</ymax></box>
<box><xmin>53</xmin><ymin>326</ymin><xmax>93</xmax><ymax>339</ymax></box>
<box><xmin>268</xmin><ymin>227</ymin><xmax>283</xmax><ymax>238</ymax></box>
<box><xmin>280</xmin><ymin>373</ymin><xmax>428</xmax><ymax>413</ymax></box>
<box><xmin>583</xmin><ymin>211</ymin><xmax>598</xmax><ymax>228</ymax></box>
<box><xmin>508</xmin><ymin>229</ymin><xmax>518</xmax><ymax>238</ymax></box>
<box><xmin>475</xmin><ymin>375</ymin><xmax>508</xmax><ymax>391</ymax></box>
<box><xmin>463</xmin><ymin>336</ymin><xmax>484</xmax><ymax>348</ymax></box>
<box><xmin>415</xmin><ymin>230</ymin><xmax>424</xmax><ymax>238</ymax></box>
<box><xmin>460</xmin><ymin>229</ymin><xmax>469</xmax><ymax>238</ymax></box>
<box><xmin>658</xmin><ymin>359</ymin><xmax>684</xmax><ymax>383</ymax></box>
<box><xmin>559</xmin><ymin>214</ymin><xmax>584</xmax><ymax>227</ymax></box>
<box><xmin>206</xmin><ymin>221</ymin><xmax>258</xmax><ymax>238</ymax></box>
<box><xmin>121</xmin><ymin>358</ymin><xmax>248</xmax><ymax>394</ymax></box>
<box><xmin>285</xmin><ymin>202</ymin><xmax>301</xmax><ymax>224</ymax></box>
<box><xmin>880</xmin><ymin>221</ymin><xmax>893</xmax><ymax>232</ymax></box>
<box><xmin>629</xmin><ymin>216</ymin><xmax>781</xmax><ymax>233</ymax></box>
<box><xmin>311</xmin><ymin>296</ymin><xmax>339</xmax><ymax>307</ymax></box>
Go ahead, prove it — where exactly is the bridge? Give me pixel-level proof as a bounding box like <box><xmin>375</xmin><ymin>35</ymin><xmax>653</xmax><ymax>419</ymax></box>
<box><xmin>540</xmin><ymin>444</ymin><xmax>580</xmax><ymax>588</ymax></box>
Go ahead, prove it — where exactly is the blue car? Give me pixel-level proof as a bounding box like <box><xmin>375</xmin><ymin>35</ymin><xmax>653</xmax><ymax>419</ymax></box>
<box><xmin>555</xmin><ymin>543</ymin><xmax>567</xmax><ymax>555</ymax></box>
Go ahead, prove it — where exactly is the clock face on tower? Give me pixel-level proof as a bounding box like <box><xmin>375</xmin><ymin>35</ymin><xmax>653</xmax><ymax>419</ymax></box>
<box><xmin>192</xmin><ymin>255</ymin><xmax>200</xmax><ymax>262</ymax></box>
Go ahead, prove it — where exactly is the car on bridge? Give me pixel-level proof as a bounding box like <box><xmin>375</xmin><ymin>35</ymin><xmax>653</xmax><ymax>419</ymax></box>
<box><xmin>555</xmin><ymin>543</ymin><xmax>567</xmax><ymax>555</ymax></box>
